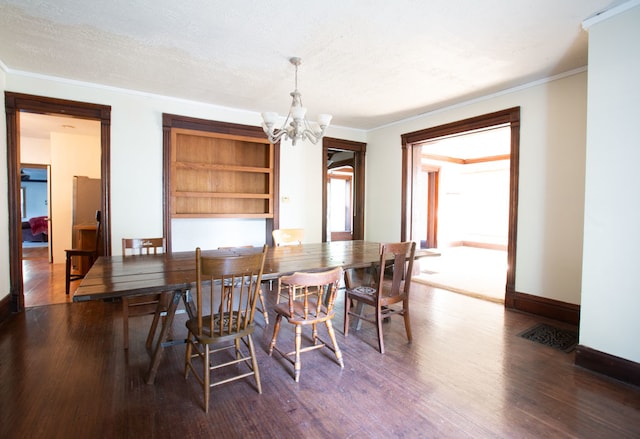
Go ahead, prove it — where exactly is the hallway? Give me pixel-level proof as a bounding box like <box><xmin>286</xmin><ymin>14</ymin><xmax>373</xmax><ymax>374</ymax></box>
<box><xmin>22</xmin><ymin>253</ymin><xmax>72</xmax><ymax>308</ymax></box>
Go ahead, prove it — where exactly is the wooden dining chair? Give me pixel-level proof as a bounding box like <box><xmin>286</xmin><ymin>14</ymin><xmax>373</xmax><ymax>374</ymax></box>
<box><xmin>272</xmin><ymin>228</ymin><xmax>304</xmax><ymax>246</ymax></box>
<box><xmin>343</xmin><ymin>241</ymin><xmax>416</xmax><ymax>354</ymax></box>
<box><xmin>185</xmin><ymin>245</ymin><xmax>267</xmax><ymax>413</ymax></box>
<box><xmin>268</xmin><ymin>267</ymin><xmax>344</xmax><ymax>382</ymax></box>
<box><xmin>121</xmin><ymin>237</ymin><xmax>170</xmax><ymax>350</ymax></box>
<box><xmin>272</xmin><ymin>228</ymin><xmax>306</xmax><ymax>303</ymax></box>
<box><xmin>65</xmin><ymin>210</ymin><xmax>101</xmax><ymax>295</ymax></box>
<box><xmin>218</xmin><ymin>246</ymin><xmax>269</xmax><ymax>325</ymax></box>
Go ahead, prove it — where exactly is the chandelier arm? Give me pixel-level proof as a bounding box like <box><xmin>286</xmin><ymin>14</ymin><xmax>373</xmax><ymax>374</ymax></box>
<box><xmin>261</xmin><ymin>56</ymin><xmax>331</xmax><ymax>146</ymax></box>
<box><xmin>302</xmin><ymin>128</ymin><xmax>322</xmax><ymax>144</ymax></box>
<box><xmin>265</xmin><ymin>130</ymin><xmax>286</xmax><ymax>145</ymax></box>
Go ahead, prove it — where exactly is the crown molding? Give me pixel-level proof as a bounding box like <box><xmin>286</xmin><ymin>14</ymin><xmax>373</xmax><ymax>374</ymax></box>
<box><xmin>374</xmin><ymin>66</ymin><xmax>588</xmax><ymax>132</ymax></box>
<box><xmin>582</xmin><ymin>0</ymin><xmax>640</xmax><ymax>30</ymax></box>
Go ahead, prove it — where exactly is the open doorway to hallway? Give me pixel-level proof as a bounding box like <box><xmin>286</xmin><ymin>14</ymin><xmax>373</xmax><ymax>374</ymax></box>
<box><xmin>20</xmin><ymin>112</ymin><xmax>101</xmax><ymax>307</ymax></box>
<box><xmin>5</xmin><ymin>92</ymin><xmax>110</xmax><ymax>313</ymax></box>
<box><xmin>402</xmin><ymin>111</ymin><xmax>518</xmax><ymax>303</ymax></box>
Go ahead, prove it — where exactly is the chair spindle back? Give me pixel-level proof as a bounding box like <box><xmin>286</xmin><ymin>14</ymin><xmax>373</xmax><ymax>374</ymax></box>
<box><xmin>195</xmin><ymin>245</ymin><xmax>267</xmax><ymax>337</ymax></box>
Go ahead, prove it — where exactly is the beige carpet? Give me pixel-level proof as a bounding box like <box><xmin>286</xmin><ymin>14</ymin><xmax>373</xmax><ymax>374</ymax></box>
<box><xmin>413</xmin><ymin>247</ymin><xmax>507</xmax><ymax>303</ymax></box>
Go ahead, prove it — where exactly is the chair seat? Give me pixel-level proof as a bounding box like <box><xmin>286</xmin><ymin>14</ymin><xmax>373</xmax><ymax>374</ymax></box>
<box><xmin>346</xmin><ymin>285</ymin><xmax>377</xmax><ymax>299</ymax></box>
<box><xmin>347</xmin><ymin>283</ymin><xmax>407</xmax><ymax>306</ymax></box>
<box><xmin>273</xmin><ymin>301</ymin><xmax>332</xmax><ymax>324</ymax></box>
<box><xmin>186</xmin><ymin>313</ymin><xmax>256</xmax><ymax>344</ymax></box>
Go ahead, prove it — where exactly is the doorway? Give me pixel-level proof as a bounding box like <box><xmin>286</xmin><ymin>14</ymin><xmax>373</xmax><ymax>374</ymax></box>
<box><xmin>322</xmin><ymin>137</ymin><xmax>366</xmax><ymax>242</ymax></box>
<box><xmin>327</xmin><ymin>151</ymin><xmax>354</xmax><ymax>241</ymax></box>
<box><xmin>5</xmin><ymin>92</ymin><xmax>112</xmax><ymax>312</ymax></box>
<box><xmin>401</xmin><ymin>107</ymin><xmax>520</xmax><ymax>304</ymax></box>
<box><xmin>19</xmin><ymin>164</ymin><xmax>52</xmax><ymax>263</ymax></box>
<box><xmin>413</xmin><ymin>126</ymin><xmax>511</xmax><ymax>302</ymax></box>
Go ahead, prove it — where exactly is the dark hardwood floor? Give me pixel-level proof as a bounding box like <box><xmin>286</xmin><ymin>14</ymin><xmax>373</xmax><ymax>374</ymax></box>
<box><xmin>2</xmin><ymin>258</ymin><xmax>640</xmax><ymax>438</ymax></box>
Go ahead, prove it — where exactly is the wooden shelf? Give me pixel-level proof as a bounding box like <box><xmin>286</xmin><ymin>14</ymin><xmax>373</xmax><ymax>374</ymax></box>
<box><xmin>169</xmin><ymin>128</ymin><xmax>274</xmax><ymax>218</ymax></box>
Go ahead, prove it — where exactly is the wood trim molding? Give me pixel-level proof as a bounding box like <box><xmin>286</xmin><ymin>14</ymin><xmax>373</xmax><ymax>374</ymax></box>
<box><xmin>505</xmin><ymin>289</ymin><xmax>580</xmax><ymax>326</ymax></box>
<box><xmin>322</xmin><ymin>137</ymin><xmax>366</xmax><ymax>242</ymax></box>
<box><xmin>5</xmin><ymin>92</ymin><xmax>111</xmax><ymax>313</ymax></box>
<box><xmin>0</xmin><ymin>295</ymin><xmax>11</xmax><ymax>324</ymax></box>
<box><xmin>162</xmin><ymin>113</ymin><xmax>266</xmax><ymax>138</ymax></box>
<box><xmin>401</xmin><ymin>107</ymin><xmax>520</xmax><ymax>145</ymax></box>
<box><xmin>401</xmin><ymin>107</ymin><xmax>520</xmax><ymax>305</ymax></box>
<box><xmin>575</xmin><ymin>345</ymin><xmax>640</xmax><ymax>388</ymax></box>
<box><xmin>421</xmin><ymin>153</ymin><xmax>510</xmax><ymax>165</ymax></box>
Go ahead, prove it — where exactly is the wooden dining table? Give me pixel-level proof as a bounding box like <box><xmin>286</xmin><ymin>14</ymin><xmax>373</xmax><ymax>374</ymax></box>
<box><xmin>74</xmin><ymin>240</ymin><xmax>437</xmax><ymax>383</ymax></box>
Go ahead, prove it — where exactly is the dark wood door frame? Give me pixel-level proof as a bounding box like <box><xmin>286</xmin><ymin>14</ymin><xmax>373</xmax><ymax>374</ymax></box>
<box><xmin>327</xmin><ymin>171</ymin><xmax>353</xmax><ymax>241</ymax></box>
<box><xmin>4</xmin><ymin>92</ymin><xmax>111</xmax><ymax>314</ymax></box>
<box><xmin>424</xmin><ymin>167</ymin><xmax>439</xmax><ymax>249</ymax></box>
<box><xmin>401</xmin><ymin>107</ymin><xmax>520</xmax><ymax>303</ymax></box>
<box><xmin>322</xmin><ymin>137</ymin><xmax>366</xmax><ymax>242</ymax></box>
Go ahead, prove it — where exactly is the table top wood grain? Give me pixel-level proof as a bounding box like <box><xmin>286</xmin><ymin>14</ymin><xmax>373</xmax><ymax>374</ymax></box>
<box><xmin>74</xmin><ymin>240</ymin><xmax>438</xmax><ymax>302</ymax></box>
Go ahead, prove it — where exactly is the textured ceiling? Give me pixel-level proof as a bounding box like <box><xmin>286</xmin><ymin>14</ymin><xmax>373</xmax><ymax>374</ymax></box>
<box><xmin>0</xmin><ymin>0</ymin><xmax>617</xmax><ymax>131</ymax></box>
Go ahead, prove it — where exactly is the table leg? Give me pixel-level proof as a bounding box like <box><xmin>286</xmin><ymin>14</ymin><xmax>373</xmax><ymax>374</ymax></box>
<box><xmin>145</xmin><ymin>289</ymin><xmax>182</xmax><ymax>384</ymax></box>
<box><xmin>182</xmin><ymin>288</ymin><xmax>197</xmax><ymax>319</ymax></box>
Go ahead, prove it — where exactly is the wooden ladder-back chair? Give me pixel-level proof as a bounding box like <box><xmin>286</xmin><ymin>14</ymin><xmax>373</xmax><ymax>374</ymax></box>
<box><xmin>65</xmin><ymin>210</ymin><xmax>101</xmax><ymax>295</ymax></box>
<box><xmin>121</xmin><ymin>237</ymin><xmax>170</xmax><ymax>350</ymax></box>
<box><xmin>185</xmin><ymin>245</ymin><xmax>268</xmax><ymax>413</ymax></box>
<box><xmin>219</xmin><ymin>246</ymin><xmax>269</xmax><ymax>325</ymax></box>
<box><xmin>344</xmin><ymin>241</ymin><xmax>416</xmax><ymax>354</ymax></box>
<box><xmin>268</xmin><ymin>267</ymin><xmax>344</xmax><ymax>382</ymax></box>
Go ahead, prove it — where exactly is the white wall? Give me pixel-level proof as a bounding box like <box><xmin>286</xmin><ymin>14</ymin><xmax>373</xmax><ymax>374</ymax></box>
<box><xmin>50</xmin><ymin>132</ymin><xmax>101</xmax><ymax>262</ymax></box>
<box><xmin>366</xmin><ymin>72</ymin><xmax>588</xmax><ymax>305</ymax></box>
<box><xmin>0</xmin><ymin>51</ymin><xmax>592</xmax><ymax>318</ymax></box>
<box><xmin>20</xmin><ymin>137</ymin><xmax>51</xmax><ymax>164</ymax></box>
<box><xmin>2</xmin><ymin>74</ymin><xmax>365</xmax><ymax>260</ymax></box>
<box><xmin>20</xmin><ymin>133</ymin><xmax>101</xmax><ymax>262</ymax></box>
<box><xmin>580</xmin><ymin>5</ymin><xmax>640</xmax><ymax>363</ymax></box>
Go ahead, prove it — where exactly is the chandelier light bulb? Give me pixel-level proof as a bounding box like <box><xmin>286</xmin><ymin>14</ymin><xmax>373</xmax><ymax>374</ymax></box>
<box><xmin>261</xmin><ymin>57</ymin><xmax>331</xmax><ymax>146</ymax></box>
